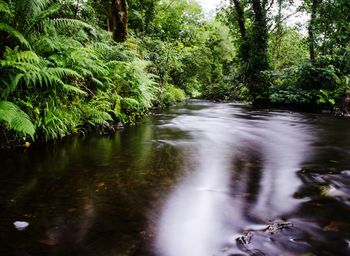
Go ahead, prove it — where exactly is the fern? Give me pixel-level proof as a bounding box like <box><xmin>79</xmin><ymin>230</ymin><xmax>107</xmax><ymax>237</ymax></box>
<box><xmin>0</xmin><ymin>0</ymin><xmax>167</xmax><ymax>142</ymax></box>
<box><xmin>0</xmin><ymin>23</ymin><xmax>31</xmax><ymax>48</ymax></box>
<box><xmin>46</xmin><ymin>67</ymin><xmax>82</xmax><ymax>81</ymax></box>
<box><xmin>0</xmin><ymin>101</ymin><xmax>35</xmax><ymax>139</ymax></box>
<box><xmin>83</xmin><ymin>105</ymin><xmax>113</xmax><ymax>126</ymax></box>
<box><xmin>88</xmin><ymin>110</ymin><xmax>113</xmax><ymax>125</ymax></box>
<box><xmin>23</xmin><ymin>3</ymin><xmax>61</xmax><ymax>36</ymax></box>
<box><xmin>62</xmin><ymin>83</ymin><xmax>87</xmax><ymax>95</ymax></box>
<box><xmin>15</xmin><ymin>0</ymin><xmax>51</xmax><ymax>19</ymax></box>
<box><xmin>0</xmin><ymin>1</ymin><xmax>12</xmax><ymax>16</ymax></box>
<box><xmin>0</xmin><ymin>48</ymin><xmax>87</xmax><ymax>99</ymax></box>
<box><xmin>51</xmin><ymin>18</ymin><xmax>95</xmax><ymax>32</ymax></box>
<box><xmin>2</xmin><ymin>47</ymin><xmax>39</xmax><ymax>63</ymax></box>
<box><xmin>122</xmin><ymin>97</ymin><xmax>141</xmax><ymax>112</ymax></box>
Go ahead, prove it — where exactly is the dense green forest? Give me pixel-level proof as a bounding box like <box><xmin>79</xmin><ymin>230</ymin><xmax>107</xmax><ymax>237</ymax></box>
<box><xmin>0</xmin><ymin>0</ymin><xmax>349</xmax><ymax>146</ymax></box>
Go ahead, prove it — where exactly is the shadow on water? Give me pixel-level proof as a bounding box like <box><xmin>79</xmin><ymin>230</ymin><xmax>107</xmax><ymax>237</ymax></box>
<box><xmin>1</xmin><ymin>101</ymin><xmax>350</xmax><ymax>255</ymax></box>
<box><xmin>0</xmin><ymin>118</ymin><xmax>187</xmax><ymax>256</ymax></box>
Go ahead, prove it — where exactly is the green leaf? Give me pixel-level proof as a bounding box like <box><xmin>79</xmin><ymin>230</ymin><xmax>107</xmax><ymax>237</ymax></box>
<box><xmin>0</xmin><ymin>101</ymin><xmax>35</xmax><ymax>139</ymax></box>
<box><xmin>0</xmin><ymin>1</ymin><xmax>11</xmax><ymax>16</ymax></box>
<box><xmin>0</xmin><ymin>23</ymin><xmax>31</xmax><ymax>49</ymax></box>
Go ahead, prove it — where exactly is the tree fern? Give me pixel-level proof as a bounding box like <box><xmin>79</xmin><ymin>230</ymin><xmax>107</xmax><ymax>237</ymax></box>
<box><xmin>0</xmin><ymin>101</ymin><xmax>35</xmax><ymax>139</ymax></box>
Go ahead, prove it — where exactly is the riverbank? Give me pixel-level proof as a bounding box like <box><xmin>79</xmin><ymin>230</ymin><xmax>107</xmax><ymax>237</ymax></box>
<box><xmin>0</xmin><ymin>96</ymin><xmax>186</xmax><ymax>149</ymax></box>
<box><xmin>3</xmin><ymin>96</ymin><xmax>350</xmax><ymax>150</ymax></box>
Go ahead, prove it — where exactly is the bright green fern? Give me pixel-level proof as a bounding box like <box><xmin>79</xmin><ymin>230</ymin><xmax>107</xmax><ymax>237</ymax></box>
<box><xmin>0</xmin><ymin>101</ymin><xmax>35</xmax><ymax>139</ymax></box>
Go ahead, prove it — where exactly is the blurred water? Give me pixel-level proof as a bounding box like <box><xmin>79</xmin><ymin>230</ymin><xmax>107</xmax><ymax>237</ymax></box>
<box><xmin>155</xmin><ymin>102</ymin><xmax>314</xmax><ymax>256</ymax></box>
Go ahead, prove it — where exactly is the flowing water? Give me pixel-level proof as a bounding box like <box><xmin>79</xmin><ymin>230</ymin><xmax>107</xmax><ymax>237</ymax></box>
<box><xmin>1</xmin><ymin>101</ymin><xmax>350</xmax><ymax>256</ymax></box>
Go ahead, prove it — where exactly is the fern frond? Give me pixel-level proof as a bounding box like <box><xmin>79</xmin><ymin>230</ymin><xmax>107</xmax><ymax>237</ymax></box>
<box><xmin>84</xmin><ymin>107</ymin><xmax>113</xmax><ymax>126</ymax></box>
<box><xmin>2</xmin><ymin>48</ymin><xmax>39</xmax><ymax>63</ymax></box>
<box><xmin>0</xmin><ymin>101</ymin><xmax>35</xmax><ymax>139</ymax></box>
<box><xmin>35</xmin><ymin>35</ymin><xmax>57</xmax><ymax>53</ymax></box>
<box><xmin>91</xmin><ymin>42</ymin><xmax>113</xmax><ymax>51</ymax></box>
<box><xmin>1</xmin><ymin>61</ymin><xmax>40</xmax><ymax>73</ymax></box>
<box><xmin>51</xmin><ymin>18</ymin><xmax>95</xmax><ymax>32</ymax></box>
<box><xmin>90</xmin><ymin>111</ymin><xmax>113</xmax><ymax>125</ymax></box>
<box><xmin>31</xmin><ymin>0</ymin><xmax>51</xmax><ymax>13</ymax></box>
<box><xmin>24</xmin><ymin>4</ymin><xmax>61</xmax><ymax>35</ymax></box>
<box><xmin>62</xmin><ymin>83</ymin><xmax>88</xmax><ymax>95</ymax></box>
<box><xmin>0</xmin><ymin>1</ymin><xmax>11</xmax><ymax>16</ymax></box>
<box><xmin>106</xmin><ymin>60</ymin><xmax>125</xmax><ymax>68</ymax></box>
<box><xmin>91</xmin><ymin>77</ymin><xmax>105</xmax><ymax>87</ymax></box>
<box><xmin>122</xmin><ymin>97</ymin><xmax>141</xmax><ymax>112</ymax></box>
<box><xmin>46</xmin><ymin>67</ymin><xmax>83</xmax><ymax>80</ymax></box>
<box><xmin>0</xmin><ymin>23</ymin><xmax>31</xmax><ymax>49</ymax></box>
<box><xmin>17</xmin><ymin>0</ymin><xmax>51</xmax><ymax>18</ymax></box>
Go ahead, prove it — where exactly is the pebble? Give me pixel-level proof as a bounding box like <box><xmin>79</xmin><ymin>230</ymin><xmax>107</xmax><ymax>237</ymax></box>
<box><xmin>13</xmin><ymin>221</ymin><xmax>29</xmax><ymax>231</ymax></box>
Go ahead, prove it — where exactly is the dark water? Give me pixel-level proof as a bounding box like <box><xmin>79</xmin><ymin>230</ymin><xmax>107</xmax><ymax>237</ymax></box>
<box><xmin>1</xmin><ymin>101</ymin><xmax>350</xmax><ymax>256</ymax></box>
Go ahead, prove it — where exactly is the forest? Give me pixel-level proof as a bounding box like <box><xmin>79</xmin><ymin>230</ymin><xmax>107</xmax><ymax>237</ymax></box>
<box><xmin>0</xmin><ymin>0</ymin><xmax>349</xmax><ymax>146</ymax></box>
<box><xmin>1</xmin><ymin>1</ymin><xmax>350</xmax><ymax>255</ymax></box>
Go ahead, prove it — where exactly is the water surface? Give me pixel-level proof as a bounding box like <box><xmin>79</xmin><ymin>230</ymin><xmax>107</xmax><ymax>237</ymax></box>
<box><xmin>1</xmin><ymin>101</ymin><xmax>350</xmax><ymax>256</ymax></box>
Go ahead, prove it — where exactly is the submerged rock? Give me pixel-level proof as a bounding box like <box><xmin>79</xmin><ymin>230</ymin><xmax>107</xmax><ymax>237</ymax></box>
<box><xmin>265</xmin><ymin>220</ymin><xmax>293</xmax><ymax>234</ymax></box>
<box><xmin>336</xmin><ymin>93</ymin><xmax>350</xmax><ymax>116</ymax></box>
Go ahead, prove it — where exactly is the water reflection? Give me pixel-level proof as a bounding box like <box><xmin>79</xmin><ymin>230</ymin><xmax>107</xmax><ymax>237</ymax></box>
<box><xmin>155</xmin><ymin>103</ymin><xmax>314</xmax><ymax>256</ymax></box>
<box><xmin>0</xmin><ymin>119</ymin><xmax>184</xmax><ymax>256</ymax></box>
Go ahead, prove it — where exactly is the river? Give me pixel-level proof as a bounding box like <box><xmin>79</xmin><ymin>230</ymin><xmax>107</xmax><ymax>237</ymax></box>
<box><xmin>0</xmin><ymin>101</ymin><xmax>350</xmax><ymax>256</ymax></box>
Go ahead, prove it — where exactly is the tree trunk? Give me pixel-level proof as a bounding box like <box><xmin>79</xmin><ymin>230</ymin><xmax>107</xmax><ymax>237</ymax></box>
<box><xmin>231</xmin><ymin>0</ymin><xmax>249</xmax><ymax>62</ymax></box>
<box><xmin>104</xmin><ymin>2</ymin><xmax>115</xmax><ymax>32</ymax></box>
<box><xmin>249</xmin><ymin>0</ymin><xmax>269</xmax><ymax>103</ymax></box>
<box><xmin>251</xmin><ymin>0</ymin><xmax>269</xmax><ymax>71</ymax></box>
<box><xmin>112</xmin><ymin>0</ymin><xmax>128</xmax><ymax>42</ymax></box>
<box><xmin>308</xmin><ymin>0</ymin><xmax>318</xmax><ymax>62</ymax></box>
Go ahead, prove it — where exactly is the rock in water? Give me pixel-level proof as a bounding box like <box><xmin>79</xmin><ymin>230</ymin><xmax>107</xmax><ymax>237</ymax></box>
<box><xmin>13</xmin><ymin>221</ymin><xmax>29</xmax><ymax>231</ymax></box>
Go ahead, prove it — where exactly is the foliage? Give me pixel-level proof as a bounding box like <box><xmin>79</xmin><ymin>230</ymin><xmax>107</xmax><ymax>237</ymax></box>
<box><xmin>152</xmin><ymin>0</ymin><xmax>203</xmax><ymax>41</ymax></box>
<box><xmin>0</xmin><ymin>101</ymin><xmax>35</xmax><ymax>139</ymax></box>
<box><xmin>219</xmin><ymin>0</ymin><xmax>349</xmax><ymax>109</ymax></box>
<box><xmin>1</xmin><ymin>0</ymin><xmax>349</xmax><ymax>145</ymax></box>
<box><xmin>161</xmin><ymin>85</ymin><xmax>186</xmax><ymax>106</ymax></box>
<box><xmin>269</xmin><ymin>28</ymin><xmax>309</xmax><ymax>70</ymax></box>
<box><xmin>269</xmin><ymin>84</ymin><xmax>316</xmax><ymax>105</ymax></box>
<box><xmin>0</xmin><ymin>0</ymin><xmax>178</xmax><ymax>144</ymax></box>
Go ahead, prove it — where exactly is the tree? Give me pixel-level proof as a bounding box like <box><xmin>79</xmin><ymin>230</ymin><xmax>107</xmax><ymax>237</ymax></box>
<box><xmin>128</xmin><ymin>0</ymin><xmax>160</xmax><ymax>34</ymax></box>
<box><xmin>112</xmin><ymin>0</ymin><xmax>128</xmax><ymax>42</ymax></box>
<box><xmin>229</xmin><ymin>0</ymin><xmax>270</xmax><ymax>103</ymax></box>
<box><xmin>249</xmin><ymin>0</ymin><xmax>270</xmax><ymax>102</ymax></box>
<box><xmin>308</xmin><ymin>0</ymin><xmax>319</xmax><ymax>62</ymax></box>
<box><xmin>231</xmin><ymin>0</ymin><xmax>249</xmax><ymax>62</ymax></box>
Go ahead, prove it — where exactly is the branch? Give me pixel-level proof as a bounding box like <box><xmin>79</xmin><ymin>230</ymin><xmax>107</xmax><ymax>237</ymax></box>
<box><xmin>269</xmin><ymin>10</ymin><xmax>300</xmax><ymax>32</ymax></box>
<box><xmin>266</xmin><ymin>0</ymin><xmax>274</xmax><ymax>11</ymax></box>
<box><xmin>163</xmin><ymin>0</ymin><xmax>177</xmax><ymax>12</ymax></box>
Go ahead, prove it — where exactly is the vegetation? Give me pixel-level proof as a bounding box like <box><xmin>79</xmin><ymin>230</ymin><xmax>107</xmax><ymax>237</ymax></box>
<box><xmin>0</xmin><ymin>0</ymin><xmax>349</xmax><ymax>146</ymax></box>
<box><xmin>221</xmin><ymin>0</ymin><xmax>349</xmax><ymax>108</ymax></box>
